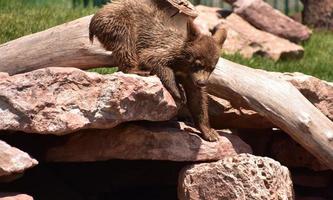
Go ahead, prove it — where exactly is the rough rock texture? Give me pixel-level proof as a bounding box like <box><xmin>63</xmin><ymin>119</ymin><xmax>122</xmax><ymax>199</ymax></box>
<box><xmin>0</xmin><ymin>140</ymin><xmax>37</xmax><ymax>177</ymax></box>
<box><xmin>301</xmin><ymin>0</ymin><xmax>333</xmax><ymax>30</ymax></box>
<box><xmin>270</xmin><ymin>72</ymin><xmax>333</xmax><ymax>121</ymax></box>
<box><xmin>226</xmin><ymin>0</ymin><xmax>312</xmax><ymax>42</ymax></box>
<box><xmin>194</xmin><ymin>6</ymin><xmax>304</xmax><ymax>60</ymax></box>
<box><xmin>178</xmin><ymin>154</ymin><xmax>294</xmax><ymax>200</ymax></box>
<box><xmin>0</xmin><ymin>194</ymin><xmax>33</xmax><ymax>200</ymax></box>
<box><xmin>221</xmin><ymin>14</ymin><xmax>304</xmax><ymax>60</ymax></box>
<box><xmin>36</xmin><ymin>122</ymin><xmax>252</xmax><ymax>162</ymax></box>
<box><xmin>0</xmin><ymin>67</ymin><xmax>177</xmax><ymax>135</ymax></box>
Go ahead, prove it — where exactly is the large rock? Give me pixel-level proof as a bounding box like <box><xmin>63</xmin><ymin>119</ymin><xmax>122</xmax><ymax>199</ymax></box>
<box><xmin>0</xmin><ymin>140</ymin><xmax>37</xmax><ymax>177</ymax></box>
<box><xmin>178</xmin><ymin>154</ymin><xmax>294</xmax><ymax>200</ymax></box>
<box><xmin>225</xmin><ymin>0</ymin><xmax>311</xmax><ymax>42</ymax></box>
<box><xmin>32</xmin><ymin>122</ymin><xmax>251</xmax><ymax>162</ymax></box>
<box><xmin>270</xmin><ymin>72</ymin><xmax>333</xmax><ymax>121</ymax></box>
<box><xmin>0</xmin><ymin>67</ymin><xmax>177</xmax><ymax>135</ymax></box>
<box><xmin>220</xmin><ymin>14</ymin><xmax>304</xmax><ymax>60</ymax></box>
<box><xmin>194</xmin><ymin>7</ymin><xmax>304</xmax><ymax>60</ymax></box>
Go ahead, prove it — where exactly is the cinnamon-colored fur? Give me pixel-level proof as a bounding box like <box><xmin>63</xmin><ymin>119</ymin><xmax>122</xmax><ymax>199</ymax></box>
<box><xmin>89</xmin><ymin>0</ymin><xmax>227</xmax><ymax>141</ymax></box>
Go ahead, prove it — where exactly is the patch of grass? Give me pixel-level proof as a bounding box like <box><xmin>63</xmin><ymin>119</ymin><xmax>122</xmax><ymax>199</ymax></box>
<box><xmin>88</xmin><ymin>67</ymin><xmax>118</xmax><ymax>74</ymax></box>
<box><xmin>223</xmin><ymin>31</ymin><xmax>333</xmax><ymax>81</ymax></box>
<box><xmin>0</xmin><ymin>0</ymin><xmax>97</xmax><ymax>44</ymax></box>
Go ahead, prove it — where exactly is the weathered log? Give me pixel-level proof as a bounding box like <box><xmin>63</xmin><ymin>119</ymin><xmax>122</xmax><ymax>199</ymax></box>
<box><xmin>208</xmin><ymin>58</ymin><xmax>333</xmax><ymax>169</ymax></box>
<box><xmin>0</xmin><ymin>15</ymin><xmax>116</xmax><ymax>75</ymax></box>
<box><xmin>224</xmin><ymin>0</ymin><xmax>312</xmax><ymax>42</ymax></box>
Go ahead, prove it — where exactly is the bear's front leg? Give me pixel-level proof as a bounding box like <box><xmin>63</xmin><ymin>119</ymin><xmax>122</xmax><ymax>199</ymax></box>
<box><xmin>181</xmin><ymin>79</ymin><xmax>219</xmax><ymax>142</ymax></box>
<box><xmin>151</xmin><ymin>65</ymin><xmax>186</xmax><ymax>107</ymax></box>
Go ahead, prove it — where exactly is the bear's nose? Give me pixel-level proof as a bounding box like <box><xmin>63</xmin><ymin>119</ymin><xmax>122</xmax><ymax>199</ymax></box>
<box><xmin>196</xmin><ymin>80</ymin><xmax>207</xmax><ymax>87</ymax></box>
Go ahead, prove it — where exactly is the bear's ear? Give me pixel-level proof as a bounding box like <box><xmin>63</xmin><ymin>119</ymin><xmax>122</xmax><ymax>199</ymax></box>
<box><xmin>187</xmin><ymin>20</ymin><xmax>200</xmax><ymax>41</ymax></box>
<box><xmin>212</xmin><ymin>26</ymin><xmax>227</xmax><ymax>48</ymax></box>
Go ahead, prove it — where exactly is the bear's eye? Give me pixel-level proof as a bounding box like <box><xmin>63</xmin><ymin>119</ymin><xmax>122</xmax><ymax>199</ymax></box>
<box><xmin>186</xmin><ymin>54</ymin><xmax>194</xmax><ymax>63</ymax></box>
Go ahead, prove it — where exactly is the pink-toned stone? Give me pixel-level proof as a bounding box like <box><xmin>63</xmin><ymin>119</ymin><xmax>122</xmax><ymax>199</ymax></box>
<box><xmin>0</xmin><ymin>67</ymin><xmax>177</xmax><ymax>135</ymax></box>
<box><xmin>194</xmin><ymin>6</ymin><xmax>304</xmax><ymax>60</ymax></box>
<box><xmin>220</xmin><ymin>14</ymin><xmax>304</xmax><ymax>60</ymax></box>
<box><xmin>226</xmin><ymin>0</ymin><xmax>312</xmax><ymax>42</ymax></box>
<box><xmin>0</xmin><ymin>194</ymin><xmax>33</xmax><ymax>200</ymax></box>
<box><xmin>43</xmin><ymin>122</ymin><xmax>252</xmax><ymax>162</ymax></box>
<box><xmin>270</xmin><ymin>72</ymin><xmax>333</xmax><ymax>121</ymax></box>
<box><xmin>0</xmin><ymin>140</ymin><xmax>37</xmax><ymax>177</ymax></box>
<box><xmin>178</xmin><ymin>154</ymin><xmax>294</xmax><ymax>200</ymax></box>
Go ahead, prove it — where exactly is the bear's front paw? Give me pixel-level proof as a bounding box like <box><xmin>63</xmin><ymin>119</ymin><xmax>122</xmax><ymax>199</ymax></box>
<box><xmin>200</xmin><ymin>127</ymin><xmax>219</xmax><ymax>142</ymax></box>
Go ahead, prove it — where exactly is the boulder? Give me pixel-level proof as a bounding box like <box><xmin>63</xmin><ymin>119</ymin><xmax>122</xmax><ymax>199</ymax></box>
<box><xmin>0</xmin><ymin>140</ymin><xmax>37</xmax><ymax>177</ymax></box>
<box><xmin>37</xmin><ymin>122</ymin><xmax>252</xmax><ymax>162</ymax></box>
<box><xmin>270</xmin><ymin>72</ymin><xmax>333</xmax><ymax>121</ymax></box>
<box><xmin>0</xmin><ymin>68</ymin><xmax>177</xmax><ymax>135</ymax></box>
<box><xmin>194</xmin><ymin>7</ymin><xmax>304</xmax><ymax>60</ymax></box>
<box><xmin>225</xmin><ymin>0</ymin><xmax>311</xmax><ymax>42</ymax></box>
<box><xmin>220</xmin><ymin>14</ymin><xmax>304</xmax><ymax>60</ymax></box>
<box><xmin>178</xmin><ymin>154</ymin><xmax>294</xmax><ymax>200</ymax></box>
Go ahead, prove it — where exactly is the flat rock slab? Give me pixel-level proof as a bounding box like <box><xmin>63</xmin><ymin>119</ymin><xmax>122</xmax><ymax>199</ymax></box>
<box><xmin>0</xmin><ymin>140</ymin><xmax>37</xmax><ymax>177</ymax></box>
<box><xmin>0</xmin><ymin>67</ymin><xmax>177</xmax><ymax>135</ymax></box>
<box><xmin>178</xmin><ymin>154</ymin><xmax>294</xmax><ymax>200</ymax></box>
<box><xmin>42</xmin><ymin>122</ymin><xmax>252</xmax><ymax>162</ymax></box>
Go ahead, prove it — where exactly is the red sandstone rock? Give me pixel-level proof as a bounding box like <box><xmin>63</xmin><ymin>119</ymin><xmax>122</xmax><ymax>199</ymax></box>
<box><xmin>194</xmin><ymin>6</ymin><xmax>304</xmax><ymax>60</ymax></box>
<box><xmin>0</xmin><ymin>140</ymin><xmax>37</xmax><ymax>177</ymax></box>
<box><xmin>225</xmin><ymin>0</ymin><xmax>312</xmax><ymax>42</ymax></box>
<box><xmin>0</xmin><ymin>68</ymin><xmax>177</xmax><ymax>135</ymax></box>
<box><xmin>43</xmin><ymin>122</ymin><xmax>252</xmax><ymax>162</ymax></box>
<box><xmin>178</xmin><ymin>154</ymin><xmax>294</xmax><ymax>200</ymax></box>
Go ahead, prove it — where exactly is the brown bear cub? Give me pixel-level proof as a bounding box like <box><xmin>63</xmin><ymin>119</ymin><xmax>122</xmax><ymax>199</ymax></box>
<box><xmin>89</xmin><ymin>0</ymin><xmax>227</xmax><ymax>141</ymax></box>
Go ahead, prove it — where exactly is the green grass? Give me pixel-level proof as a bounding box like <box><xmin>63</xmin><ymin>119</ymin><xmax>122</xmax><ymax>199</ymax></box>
<box><xmin>0</xmin><ymin>0</ymin><xmax>332</xmax><ymax>81</ymax></box>
<box><xmin>0</xmin><ymin>0</ymin><xmax>97</xmax><ymax>44</ymax></box>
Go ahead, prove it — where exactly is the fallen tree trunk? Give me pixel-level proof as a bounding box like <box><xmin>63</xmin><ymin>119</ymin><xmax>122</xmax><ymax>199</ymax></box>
<box><xmin>208</xmin><ymin>58</ymin><xmax>333</xmax><ymax>169</ymax></box>
<box><xmin>0</xmin><ymin>15</ymin><xmax>116</xmax><ymax>75</ymax></box>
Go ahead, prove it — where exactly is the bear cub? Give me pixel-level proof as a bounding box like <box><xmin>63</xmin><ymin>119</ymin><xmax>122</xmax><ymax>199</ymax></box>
<box><xmin>89</xmin><ymin>0</ymin><xmax>227</xmax><ymax>141</ymax></box>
